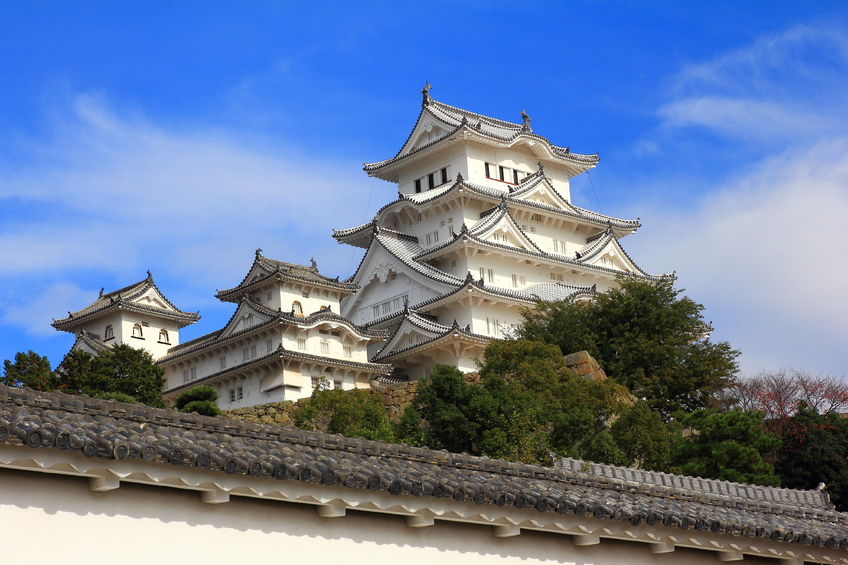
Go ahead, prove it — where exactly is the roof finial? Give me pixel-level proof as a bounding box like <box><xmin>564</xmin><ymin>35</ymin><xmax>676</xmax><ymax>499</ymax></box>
<box><xmin>310</xmin><ymin>257</ymin><xmax>318</xmax><ymax>270</ymax></box>
<box><xmin>520</xmin><ymin>109</ymin><xmax>532</xmax><ymax>132</ymax></box>
<box><xmin>456</xmin><ymin>171</ymin><xmax>463</xmax><ymax>182</ymax></box>
<box><xmin>98</xmin><ymin>287</ymin><xmax>104</xmax><ymax>298</ymax></box>
<box><xmin>537</xmin><ymin>161</ymin><xmax>545</xmax><ymax>175</ymax></box>
<box><xmin>464</xmin><ymin>271</ymin><xmax>474</xmax><ymax>283</ymax></box>
<box><xmin>255</xmin><ymin>248</ymin><xmax>263</xmax><ymax>257</ymax></box>
<box><xmin>421</xmin><ymin>81</ymin><xmax>432</xmax><ymax>105</ymax></box>
<box><xmin>146</xmin><ymin>269</ymin><xmax>153</xmax><ymax>281</ymax></box>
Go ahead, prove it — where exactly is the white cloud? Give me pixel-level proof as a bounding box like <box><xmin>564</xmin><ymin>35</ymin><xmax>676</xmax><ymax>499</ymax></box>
<box><xmin>1</xmin><ymin>282</ymin><xmax>97</xmax><ymax>337</ymax></box>
<box><xmin>0</xmin><ymin>94</ymin><xmax>385</xmax><ymax>284</ymax></box>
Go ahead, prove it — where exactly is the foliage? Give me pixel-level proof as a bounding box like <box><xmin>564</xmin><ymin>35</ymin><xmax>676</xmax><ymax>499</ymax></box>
<box><xmin>295</xmin><ymin>386</ymin><xmax>394</xmax><ymax>441</ymax></box>
<box><xmin>56</xmin><ymin>345</ymin><xmax>166</xmax><ymax>407</ymax></box>
<box><xmin>773</xmin><ymin>405</ymin><xmax>848</xmax><ymax>510</ymax></box>
<box><xmin>407</xmin><ymin>342</ymin><xmax>678</xmax><ymax>469</ymax></box>
<box><xmin>671</xmin><ymin>409</ymin><xmax>780</xmax><ymax>486</ymax></box>
<box><xmin>518</xmin><ymin>277</ymin><xmax>740</xmax><ymax>416</ymax></box>
<box><xmin>2</xmin><ymin>351</ymin><xmax>57</xmax><ymax>390</ymax></box>
<box><xmin>175</xmin><ymin>385</ymin><xmax>221</xmax><ymax>416</ymax></box>
<box><xmin>717</xmin><ymin>370</ymin><xmax>848</xmax><ymax>435</ymax></box>
<box><xmin>93</xmin><ymin>391</ymin><xmax>139</xmax><ymax>404</ymax></box>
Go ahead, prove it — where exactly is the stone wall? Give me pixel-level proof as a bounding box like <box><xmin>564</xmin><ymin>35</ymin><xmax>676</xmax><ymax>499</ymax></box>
<box><xmin>563</xmin><ymin>350</ymin><xmax>607</xmax><ymax>381</ymax></box>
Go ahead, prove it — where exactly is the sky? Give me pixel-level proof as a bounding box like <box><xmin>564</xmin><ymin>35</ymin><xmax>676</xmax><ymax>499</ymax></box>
<box><xmin>0</xmin><ymin>1</ymin><xmax>845</xmax><ymax>377</ymax></box>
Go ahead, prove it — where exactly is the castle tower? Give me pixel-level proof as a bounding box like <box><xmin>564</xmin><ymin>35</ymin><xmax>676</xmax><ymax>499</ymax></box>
<box><xmin>334</xmin><ymin>85</ymin><xmax>666</xmax><ymax>379</ymax></box>
<box><xmin>52</xmin><ymin>271</ymin><xmax>199</xmax><ymax>360</ymax></box>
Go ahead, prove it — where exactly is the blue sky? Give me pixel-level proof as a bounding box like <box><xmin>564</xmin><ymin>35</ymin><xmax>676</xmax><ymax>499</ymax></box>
<box><xmin>1</xmin><ymin>1</ymin><xmax>846</xmax><ymax>377</ymax></box>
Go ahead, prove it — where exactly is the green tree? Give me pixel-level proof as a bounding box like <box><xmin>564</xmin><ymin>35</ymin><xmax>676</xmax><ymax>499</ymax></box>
<box><xmin>671</xmin><ymin>409</ymin><xmax>780</xmax><ymax>486</ymax></box>
<box><xmin>57</xmin><ymin>345</ymin><xmax>166</xmax><ymax>407</ymax></box>
<box><xmin>2</xmin><ymin>351</ymin><xmax>57</xmax><ymax>390</ymax></box>
<box><xmin>519</xmin><ymin>277</ymin><xmax>740</xmax><ymax>416</ymax></box>
<box><xmin>295</xmin><ymin>387</ymin><xmax>394</xmax><ymax>441</ymax></box>
<box><xmin>175</xmin><ymin>385</ymin><xmax>222</xmax><ymax>416</ymax></box>
<box><xmin>774</xmin><ymin>405</ymin><xmax>848</xmax><ymax>510</ymax></box>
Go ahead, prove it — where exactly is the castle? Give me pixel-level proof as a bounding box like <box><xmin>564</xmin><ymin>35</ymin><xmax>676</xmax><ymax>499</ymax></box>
<box><xmin>53</xmin><ymin>85</ymin><xmax>665</xmax><ymax>407</ymax></box>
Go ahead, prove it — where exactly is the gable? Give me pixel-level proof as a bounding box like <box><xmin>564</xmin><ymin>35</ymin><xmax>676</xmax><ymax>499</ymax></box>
<box><xmin>219</xmin><ymin>301</ymin><xmax>275</xmax><ymax>339</ymax></box>
<box><xmin>400</xmin><ymin>111</ymin><xmax>454</xmax><ymax>156</ymax></box>
<box><xmin>580</xmin><ymin>238</ymin><xmax>643</xmax><ymax>274</ymax></box>
<box><xmin>512</xmin><ymin>179</ymin><xmax>571</xmax><ymax>210</ymax></box>
<box><xmin>375</xmin><ymin>317</ymin><xmax>443</xmax><ymax>359</ymax></box>
<box><xmin>131</xmin><ymin>287</ymin><xmax>174</xmax><ymax>311</ymax></box>
<box><xmin>472</xmin><ymin>211</ymin><xmax>542</xmax><ymax>253</ymax></box>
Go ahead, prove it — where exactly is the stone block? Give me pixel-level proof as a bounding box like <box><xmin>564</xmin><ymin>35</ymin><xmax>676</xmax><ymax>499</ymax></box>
<box><xmin>563</xmin><ymin>350</ymin><xmax>591</xmax><ymax>365</ymax></box>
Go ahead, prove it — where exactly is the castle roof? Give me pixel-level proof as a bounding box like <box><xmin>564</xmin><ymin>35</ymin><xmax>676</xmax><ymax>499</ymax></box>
<box><xmin>216</xmin><ymin>251</ymin><xmax>357</xmax><ymax>302</ymax></box>
<box><xmin>158</xmin><ymin>297</ymin><xmax>388</xmax><ymax>364</ymax></box>
<box><xmin>372</xmin><ymin>310</ymin><xmax>490</xmax><ymax>362</ymax></box>
<box><xmin>4</xmin><ymin>383</ymin><xmax>843</xmax><ymax>560</ymax></box>
<box><xmin>52</xmin><ymin>272</ymin><xmax>200</xmax><ymax>332</ymax></box>
<box><xmin>364</xmin><ymin>90</ymin><xmax>599</xmax><ymax>181</ymax></box>
<box><xmin>333</xmin><ymin>173</ymin><xmax>640</xmax><ymax>249</ymax></box>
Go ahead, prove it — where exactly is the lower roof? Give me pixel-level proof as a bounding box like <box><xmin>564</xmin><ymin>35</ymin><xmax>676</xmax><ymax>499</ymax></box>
<box><xmin>1</xmin><ymin>384</ymin><xmax>846</xmax><ymax>552</ymax></box>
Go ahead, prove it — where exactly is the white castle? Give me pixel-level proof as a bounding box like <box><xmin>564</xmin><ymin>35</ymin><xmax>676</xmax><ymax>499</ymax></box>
<box><xmin>53</xmin><ymin>85</ymin><xmax>665</xmax><ymax>407</ymax></box>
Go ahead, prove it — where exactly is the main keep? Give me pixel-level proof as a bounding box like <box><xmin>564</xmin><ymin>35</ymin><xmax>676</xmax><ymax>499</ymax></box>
<box><xmin>54</xmin><ymin>86</ymin><xmax>666</xmax><ymax>406</ymax></box>
<box><xmin>334</xmin><ymin>85</ymin><xmax>665</xmax><ymax>379</ymax></box>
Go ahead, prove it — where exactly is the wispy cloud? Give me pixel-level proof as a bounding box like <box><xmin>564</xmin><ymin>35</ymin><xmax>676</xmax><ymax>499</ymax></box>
<box><xmin>631</xmin><ymin>25</ymin><xmax>848</xmax><ymax>375</ymax></box>
<box><xmin>0</xmin><ymin>94</ymin><xmax>381</xmax><ymax>337</ymax></box>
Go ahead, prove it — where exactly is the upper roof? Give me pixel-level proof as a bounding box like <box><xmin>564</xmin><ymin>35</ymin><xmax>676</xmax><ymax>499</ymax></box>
<box><xmin>363</xmin><ymin>86</ymin><xmax>600</xmax><ymax>181</ymax></box>
<box><xmin>52</xmin><ymin>272</ymin><xmax>200</xmax><ymax>331</ymax></box>
<box><xmin>333</xmin><ymin>173</ymin><xmax>640</xmax><ymax>249</ymax></box>
<box><xmin>216</xmin><ymin>250</ymin><xmax>358</xmax><ymax>302</ymax></box>
<box><xmin>2</xmin><ymin>383</ymin><xmax>846</xmax><ymax>553</ymax></box>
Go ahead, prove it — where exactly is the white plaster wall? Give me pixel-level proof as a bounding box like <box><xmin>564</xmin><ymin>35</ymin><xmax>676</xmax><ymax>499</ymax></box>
<box><xmin>117</xmin><ymin>313</ymin><xmax>181</xmax><ymax>360</ymax></box>
<box><xmin>397</xmin><ymin>144</ymin><xmax>467</xmax><ymax>194</ymax></box>
<box><xmin>465</xmin><ymin>143</ymin><xmax>572</xmax><ymax>200</ymax></box>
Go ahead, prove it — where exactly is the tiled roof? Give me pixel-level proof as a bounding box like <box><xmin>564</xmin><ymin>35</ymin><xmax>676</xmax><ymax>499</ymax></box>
<box><xmin>3</xmin><ymin>384</ymin><xmax>845</xmax><ymax>550</ymax></box>
<box><xmin>363</xmin><ymin>98</ymin><xmax>599</xmax><ymax>174</ymax></box>
<box><xmin>373</xmin><ymin>310</ymin><xmax>489</xmax><ymax>361</ymax></box>
<box><xmin>159</xmin><ymin>298</ymin><xmax>387</xmax><ymax>364</ymax></box>
<box><xmin>216</xmin><ymin>251</ymin><xmax>357</xmax><ymax>300</ymax></box>
<box><xmin>71</xmin><ymin>330</ymin><xmax>111</xmax><ymax>354</ymax></box>
<box><xmin>164</xmin><ymin>345</ymin><xmax>392</xmax><ymax>396</ymax></box>
<box><xmin>52</xmin><ymin>272</ymin><xmax>200</xmax><ymax>330</ymax></box>
<box><xmin>333</xmin><ymin>175</ymin><xmax>639</xmax><ymax>249</ymax></box>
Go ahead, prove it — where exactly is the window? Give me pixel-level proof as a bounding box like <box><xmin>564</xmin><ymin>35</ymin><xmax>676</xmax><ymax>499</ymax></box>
<box><xmin>229</xmin><ymin>388</ymin><xmax>236</xmax><ymax>402</ymax></box>
<box><xmin>484</xmin><ymin>162</ymin><xmax>530</xmax><ymax>185</ymax></box>
<box><xmin>320</xmin><ymin>341</ymin><xmax>329</xmax><ymax>355</ymax></box>
<box><xmin>236</xmin><ymin>386</ymin><xmax>244</xmax><ymax>400</ymax></box>
<box><xmin>478</xmin><ymin>267</ymin><xmax>494</xmax><ymax>283</ymax></box>
<box><xmin>343</xmin><ymin>345</ymin><xmax>352</xmax><ymax>358</ymax></box>
<box><xmin>132</xmin><ymin>324</ymin><xmax>143</xmax><ymax>339</ymax></box>
<box><xmin>550</xmin><ymin>272</ymin><xmax>564</xmax><ymax>282</ymax></box>
<box><xmin>450</xmin><ymin>258</ymin><xmax>457</xmax><ymax>268</ymax></box>
<box><xmin>245</xmin><ymin>313</ymin><xmax>253</xmax><ymax>326</ymax></box>
<box><xmin>266</xmin><ymin>338</ymin><xmax>273</xmax><ymax>353</ymax></box>
<box><xmin>292</xmin><ymin>301</ymin><xmax>303</xmax><ymax>316</ymax></box>
<box><xmin>531</xmin><ymin>213</ymin><xmax>542</xmax><ymax>222</ymax></box>
<box><xmin>486</xmin><ymin>318</ymin><xmax>502</xmax><ymax>337</ymax></box>
<box><xmin>251</xmin><ymin>344</ymin><xmax>256</xmax><ymax>357</ymax></box>
<box><xmin>414</xmin><ymin>179</ymin><xmax>421</xmax><ymax>193</ymax></box>
<box><xmin>493</xmin><ymin>232</ymin><xmax>507</xmax><ymax>243</ymax></box>
<box><xmin>266</xmin><ymin>291</ymin><xmax>272</xmax><ymax>301</ymax></box>
<box><xmin>382</xmin><ymin>302</ymin><xmax>391</xmax><ymax>314</ymax></box>
<box><xmin>104</xmin><ymin>325</ymin><xmax>114</xmax><ymax>341</ymax></box>
<box><xmin>243</xmin><ymin>347</ymin><xmax>249</xmax><ymax>361</ymax></box>
<box><xmin>182</xmin><ymin>367</ymin><xmax>196</xmax><ymax>384</ymax></box>
<box><xmin>297</xmin><ymin>338</ymin><xmax>307</xmax><ymax>350</ymax></box>
<box><xmin>512</xmin><ymin>274</ymin><xmax>526</xmax><ymax>288</ymax></box>
<box><xmin>158</xmin><ymin>329</ymin><xmax>170</xmax><ymax>344</ymax></box>
<box><xmin>334</xmin><ymin>380</ymin><xmax>342</xmax><ymax>390</ymax></box>
<box><xmin>311</xmin><ymin>377</ymin><xmax>320</xmax><ymax>390</ymax></box>
<box><xmin>220</xmin><ymin>356</ymin><xmax>227</xmax><ymax>370</ymax></box>
<box><xmin>372</xmin><ymin>305</ymin><xmax>380</xmax><ymax>317</ymax></box>
<box><xmin>441</xmin><ymin>167</ymin><xmax>448</xmax><ymax>184</ymax></box>
<box><xmin>428</xmin><ymin>173</ymin><xmax>435</xmax><ymax>189</ymax></box>
<box><xmin>553</xmin><ymin>239</ymin><xmax>568</xmax><ymax>254</ymax></box>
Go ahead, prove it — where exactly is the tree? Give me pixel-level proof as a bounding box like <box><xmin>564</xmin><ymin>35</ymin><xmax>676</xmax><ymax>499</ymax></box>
<box><xmin>717</xmin><ymin>370</ymin><xmax>848</xmax><ymax>434</ymax></box>
<box><xmin>294</xmin><ymin>387</ymin><xmax>394</xmax><ymax>441</ymax></box>
<box><xmin>519</xmin><ymin>277</ymin><xmax>740</xmax><ymax>416</ymax></box>
<box><xmin>56</xmin><ymin>345</ymin><xmax>166</xmax><ymax>407</ymax></box>
<box><xmin>671</xmin><ymin>409</ymin><xmax>780</xmax><ymax>486</ymax></box>
<box><xmin>408</xmin><ymin>342</ymin><xmax>678</xmax><ymax>469</ymax></box>
<box><xmin>773</xmin><ymin>405</ymin><xmax>848</xmax><ymax>511</ymax></box>
<box><xmin>175</xmin><ymin>385</ymin><xmax>221</xmax><ymax>416</ymax></box>
<box><xmin>2</xmin><ymin>351</ymin><xmax>57</xmax><ymax>390</ymax></box>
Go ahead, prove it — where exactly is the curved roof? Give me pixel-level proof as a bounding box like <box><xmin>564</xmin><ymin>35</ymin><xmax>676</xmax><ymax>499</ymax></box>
<box><xmin>217</xmin><ymin>251</ymin><xmax>357</xmax><ymax>301</ymax></box>
<box><xmin>364</xmin><ymin>97</ymin><xmax>599</xmax><ymax>179</ymax></box>
<box><xmin>333</xmin><ymin>174</ymin><xmax>639</xmax><ymax>248</ymax></box>
<box><xmin>52</xmin><ymin>272</ymin><xmax>199</xmax><ymax>331</ymax></box>
<box><xmin>3</xmin><ymin>384</ymin><xmax>845</xmax><ymax>557</ymax></box>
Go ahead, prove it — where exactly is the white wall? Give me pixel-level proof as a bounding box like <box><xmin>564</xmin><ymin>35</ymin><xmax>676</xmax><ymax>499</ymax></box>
<box><xmin>2</xmin><ymin>468</ymin><xmax>787</xmax><ymax>565</ymax></box>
